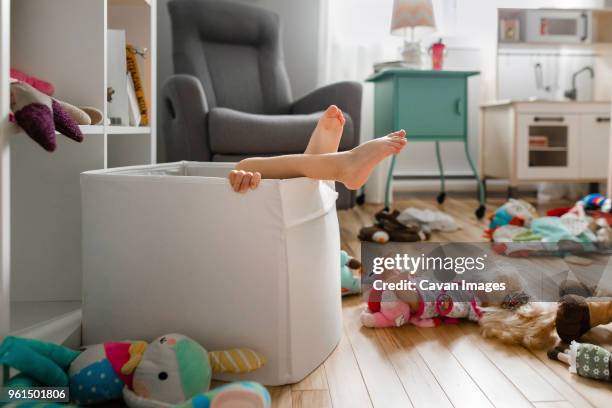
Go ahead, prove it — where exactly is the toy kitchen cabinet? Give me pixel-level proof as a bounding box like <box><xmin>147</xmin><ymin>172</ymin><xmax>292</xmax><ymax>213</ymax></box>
<box><xmin>481</xmin><ymin>101</ymin><xmax>611</xmax><ymax>196</ymax></box>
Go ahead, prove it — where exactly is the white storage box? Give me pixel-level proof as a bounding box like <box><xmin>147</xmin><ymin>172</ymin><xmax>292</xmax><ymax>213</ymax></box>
<box><xmin>81</xmin><ymin>161</ymin><xmax>342</xmax><ymax>385</ymax></box>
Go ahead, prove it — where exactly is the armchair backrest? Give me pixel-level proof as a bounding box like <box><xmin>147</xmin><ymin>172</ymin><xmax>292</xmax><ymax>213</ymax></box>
<box><xmin>168</xmin><ymin>0</ymin><xmax>293</xmax><ymax>115</ymax></box>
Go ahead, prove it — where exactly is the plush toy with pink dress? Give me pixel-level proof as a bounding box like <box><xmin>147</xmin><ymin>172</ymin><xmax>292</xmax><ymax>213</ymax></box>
<box><xmin>360</xmin><ymin>272</ymin><xmax>483</xmax><ymax>328</ymax></box>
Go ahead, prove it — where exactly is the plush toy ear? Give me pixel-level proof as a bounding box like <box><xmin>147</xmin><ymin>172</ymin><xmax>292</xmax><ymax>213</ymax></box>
<box><xmin>209</xmin><ymin>349</ymin><xmax>266</xmax><ymax>374</ymax></box>
<box><xmin>347</xmin><ymin>258</ymin><xmax>362</xmax><ymax>270</ymax></box>
<box><xmin>121</xmin><ymin>341</ymin><xmax>148</xmax><ymax>375</ymax></box>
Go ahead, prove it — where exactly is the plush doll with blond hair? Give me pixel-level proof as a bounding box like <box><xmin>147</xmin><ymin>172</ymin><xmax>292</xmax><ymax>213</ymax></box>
<box><xmin>479</xmin><ymin>289</ymin><xmax>612</xmax><ymax>349</ymax></box>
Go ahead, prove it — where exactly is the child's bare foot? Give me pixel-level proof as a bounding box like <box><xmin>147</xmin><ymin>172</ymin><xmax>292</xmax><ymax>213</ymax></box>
<box><xmin>304</xmin><ymin>105</ymin><xmax>346</xmax><ymax>154</ymax></box>
<box><xmin>228</xmin><ymin>170</ymin><xmax>262</xmax><ymax>193</ymax></box>
<box><xmin>339</xmin><ymin>130</ymin><xmax>407</xmax><ymax>190</ymax></box>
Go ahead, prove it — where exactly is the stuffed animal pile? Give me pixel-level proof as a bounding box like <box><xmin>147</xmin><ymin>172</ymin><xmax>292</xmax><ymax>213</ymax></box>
<box><xmin>0</xmin><ymin>333</ymin><xmax>271</xmax><ymax>408</ymax></box>
<box><xmin>484</xmin><ymin>196</ymin><xmax>612</xmax><ymax>256</ymax></box>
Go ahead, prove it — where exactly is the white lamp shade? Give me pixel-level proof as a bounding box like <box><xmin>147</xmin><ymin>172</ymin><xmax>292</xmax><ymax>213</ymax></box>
<box><xmin>391</xmin><ymin>0</ymin><xmax>435</xmax><ymax>35</ymax></box>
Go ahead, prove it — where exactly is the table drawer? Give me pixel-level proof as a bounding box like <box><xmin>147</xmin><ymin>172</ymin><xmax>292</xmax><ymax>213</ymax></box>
<box><xmin>396</xmin><ymin>77</ymin><xmax>465</xmax><ymax>138</ymax></box>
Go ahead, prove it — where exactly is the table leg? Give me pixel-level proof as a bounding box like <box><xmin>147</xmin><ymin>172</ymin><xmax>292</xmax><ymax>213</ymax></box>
<box><xmin>435</xmin><ymin>141</ymin><xmax>446</xmax><ymax>204</ymax></box>
<box><xmin>463</xmin><ymin>141</ymin><xmax>486</xmax><ymax>218</ymax></box>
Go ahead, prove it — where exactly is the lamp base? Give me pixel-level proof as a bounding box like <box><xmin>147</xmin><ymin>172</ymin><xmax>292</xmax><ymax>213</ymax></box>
<box><xmin>400</xmin><ymin>40</ymin><xmax>424</xmax><ymax>68</ymax></box>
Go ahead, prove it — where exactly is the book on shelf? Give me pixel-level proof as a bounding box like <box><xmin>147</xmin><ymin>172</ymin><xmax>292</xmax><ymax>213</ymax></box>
<box><xmin>126</xmin><ymin>73</ymin><xmax>141</xmax><ymax>127</ymax></box>
<box><xmin>126</xmin><ymin>45</ymin><xmax>149</xmax><ymax>127</ymax></box>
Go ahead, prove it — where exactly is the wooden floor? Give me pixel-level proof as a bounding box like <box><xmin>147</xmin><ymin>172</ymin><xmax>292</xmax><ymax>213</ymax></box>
<box><xmin>267</xmin><ymin>195</ymin><xmax>612</xmax><ymax>408</ymax></box>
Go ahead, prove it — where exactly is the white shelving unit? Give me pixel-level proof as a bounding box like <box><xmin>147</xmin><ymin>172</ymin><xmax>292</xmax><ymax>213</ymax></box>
<box><xmin>0</xmin><ymin>0</ymin><xmax>11</xmax><ymax>352</ymax></box>
<box><xmin>0</xmin><ymin>0</ymin><xmax>156</xmax><ymax>347</ymax></box>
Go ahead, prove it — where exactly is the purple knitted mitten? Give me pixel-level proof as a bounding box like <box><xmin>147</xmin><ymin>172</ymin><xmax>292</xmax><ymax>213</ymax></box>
<box><xmin>52</xmin><ymin>100</ymin><xmax>83</xmax><ymax>142</ymax></box>
<box><xmin>11</xmin><ymin>82</ymin><xmax>56</xmax><ymax>151</ymax></box>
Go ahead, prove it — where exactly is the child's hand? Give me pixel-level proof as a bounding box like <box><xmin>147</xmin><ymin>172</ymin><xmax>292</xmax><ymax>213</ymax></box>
<box><xmin>228</xmin><ymin>170</ymin><xmax>262</xmax><ymax>193</ymax></box>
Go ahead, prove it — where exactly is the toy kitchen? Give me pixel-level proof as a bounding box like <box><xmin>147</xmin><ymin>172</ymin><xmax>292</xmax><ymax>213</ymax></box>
<box><xmin>481</xmin><ymin>7</ymin><xmax>612</xmax><ymax>195</ymax></box>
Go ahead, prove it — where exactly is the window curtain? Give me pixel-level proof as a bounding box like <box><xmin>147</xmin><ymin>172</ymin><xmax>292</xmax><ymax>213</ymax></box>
<box><xmin>321</xmin><ymin>0</ymin><xmax>457</xmax><ymax>84</ymax></box>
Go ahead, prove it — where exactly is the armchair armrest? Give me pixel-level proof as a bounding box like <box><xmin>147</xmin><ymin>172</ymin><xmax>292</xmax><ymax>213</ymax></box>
<box><xmin>291</xmin><ymin>81</ymin><xmax>362</xmax><ymax>148</ymax></box>
<box><xmin>160</xmin><ymin>74</ymin><xmax>212</xmax><ymax>161</ymax></box>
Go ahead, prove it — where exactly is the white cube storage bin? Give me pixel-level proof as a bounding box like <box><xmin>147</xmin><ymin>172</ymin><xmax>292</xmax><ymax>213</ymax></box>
<box><xmin>81</xmin><ymin>161</ymin><xmax>342</xmax><ymax>385</ymax></box>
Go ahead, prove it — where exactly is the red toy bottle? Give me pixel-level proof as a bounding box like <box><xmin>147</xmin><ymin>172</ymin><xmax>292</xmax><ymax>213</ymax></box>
<box><xmin>430</xmin><ymin>39</ymin><xmax>446</xmax><ymax>70</ymax></box>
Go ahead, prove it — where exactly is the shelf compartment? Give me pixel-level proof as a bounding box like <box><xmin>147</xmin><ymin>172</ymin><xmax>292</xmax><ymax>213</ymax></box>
<box><xmin>527</xmin><ymin>124</ymin><xmax>569</xmax><ymax>167</ymax></box>
<box><xmin>107</xmin><ymin>132</ymin><xmax>152</xmax><ymax>168</ymax></box>
<box><xmin>11</xmin><ymin>0</ymin><xmax>106</xmax><ymax>115</ymax></box>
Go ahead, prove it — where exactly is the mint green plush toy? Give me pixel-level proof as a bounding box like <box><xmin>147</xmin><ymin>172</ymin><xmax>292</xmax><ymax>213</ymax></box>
<box><xmin>341</xmin><ymin>250</ymin><xmax>361</xmax><ymax>296</ymax></box>
<box><xmin>0</xmin><ymin>334</ymin><xmax>270</xmax><ymax>408</ymax></box>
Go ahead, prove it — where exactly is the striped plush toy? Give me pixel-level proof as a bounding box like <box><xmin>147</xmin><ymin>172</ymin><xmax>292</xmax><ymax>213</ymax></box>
<box><xmin>0</xmin><ymin>334</ymin><xmax>270</xmax><ymax>408</ymax></box>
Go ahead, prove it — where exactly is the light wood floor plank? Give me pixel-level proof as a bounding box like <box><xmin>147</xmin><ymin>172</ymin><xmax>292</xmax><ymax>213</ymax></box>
<box><xmin>291</xmin><ymin>390</ymin><xmax>332</xmax><ymax>408</ymax></box>
<box><xmin>405</xmin><ymin>324</ymin><xmax>494</xmax><ymax>408</ymax></box>
<box><xmin>458</xmin><ymin>324</ymin><xmax>564</xmax><ymax>403</ymax></box>
<box><xmin>342</xmin><ymin>296</ymin><xmax>414</xmax><ymax>408</ymax></box>
<box><xmin>438</xmin><ymin>324</ymin><xmax>533</xmax><ymax>408</ymax></box>
<box><xmin>324</xmin><ymin>323</ymin><xmax>373</xmax><ymax>408</ymax></box>
<box><xmin>375</xmin><ymin>327</ymin><xmax>454</xmax><ymax>408</ymax></box>
<box><xmin>534</xmin><ymin>402</ymin><xmax>575</xmax><ymax>408</ymax></box>
<box><xmin>291</xmin><ymin>363</ymin><xmax>328</xmax><ymax>391</ymax></box>
<box><xmin>269</xmin><ymin>386</ymin><xmax>293</xmax><ymax>408</ymax></box>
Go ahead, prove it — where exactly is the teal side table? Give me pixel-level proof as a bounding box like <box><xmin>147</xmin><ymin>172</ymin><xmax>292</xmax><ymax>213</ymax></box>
<box><xmin>366</xmin><ymin>69</ymin><xmax>485</xmax><ymax>218</ymax></box>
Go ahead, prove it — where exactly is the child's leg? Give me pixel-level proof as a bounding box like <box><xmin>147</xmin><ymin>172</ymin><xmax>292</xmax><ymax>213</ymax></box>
<box><xmin>234</xmin><ymin>130</ymin><xmax>406</xmax><ymax>191</ymax></box>
<box><xmin>304</xmin><ymin>105</ymin><xmax>345</xmax><ymax>155</ymax></box>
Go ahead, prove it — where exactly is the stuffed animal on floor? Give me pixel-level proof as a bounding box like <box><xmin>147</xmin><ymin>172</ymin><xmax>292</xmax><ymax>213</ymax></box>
<box><xmin>359</xmin><ymin>209</ymin><xmax>428</xmax><ymax>243</ymax></box>
<box><xmin>578</xmin><ymin>193</ymin><xmax>612</xmax><ymax>213</ymax></box>
<box><xmin>0</xmin><ymin>334</ymin><xmax>270</xmax><ymax>408</ymax></box>
<box><xmin>361</xmin><ymin>273</ymin><xmax>483</xmax><ymax>328</ymax></box>
<box><xmin>340</xmin><ymin>250</ymin><xmax>361</xmax><ymax>296</ymax></box>
<box><xmin>484</xmin><ymin>199</ymin><xmax>537</xmax><ymax>240</ymax></box>
<box><xmin>480</xmin><ymin>294</ymin><xmax>612</xmax><ymax>350</ymax></box>
<box><xmin>548</xmin><ymin>341</ymin><xmax>611</xmax><ymax>382</ymax></box>
<box><xmin>555</xmin><ymin>295</ymin><xmax>612</xmax><ymax>344</ymax></box>
<box><xmin>359</xmin><ymin>269</ymin><xmax>530</xmax><ymax>329</ymax></box>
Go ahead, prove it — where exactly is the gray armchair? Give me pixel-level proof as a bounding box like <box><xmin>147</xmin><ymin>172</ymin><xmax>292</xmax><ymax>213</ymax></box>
<box><xmin>161</xmin><ymin>0</ymin><xmax>362</xmax><ymax>208</ymax></box>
